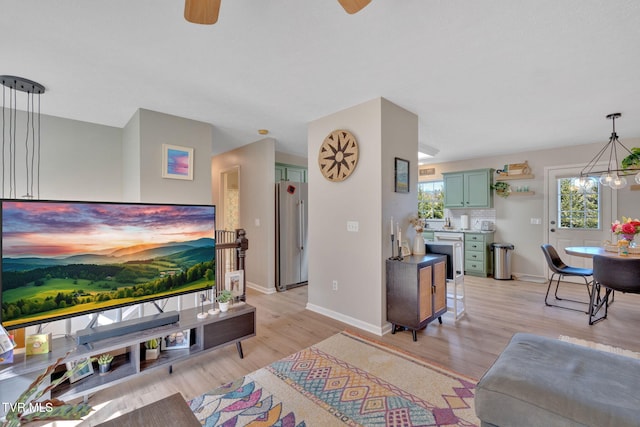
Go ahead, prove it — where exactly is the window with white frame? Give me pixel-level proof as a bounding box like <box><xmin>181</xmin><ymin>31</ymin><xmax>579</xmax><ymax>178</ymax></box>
<box><xmin>418</xmin><ymin>180</ymin><xmax>444</xmax><ymax>220</ymax></box>
<box><xmin>557</xmin><ymin>177</ymin><xmax>600</xmax><ymax>229</ymax></box>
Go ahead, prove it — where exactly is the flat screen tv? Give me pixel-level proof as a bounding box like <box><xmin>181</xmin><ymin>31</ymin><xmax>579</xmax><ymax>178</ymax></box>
<box><xmin>0</xmin><ymin>199</ymin><xmax>216</xmax><ymax>330</ymax></box>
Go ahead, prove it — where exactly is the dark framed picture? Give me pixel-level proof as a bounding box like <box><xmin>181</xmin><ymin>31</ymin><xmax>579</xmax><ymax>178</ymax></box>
<box><xmin>394</xmin><ymin>157</ymin><xmax>409</xmax><ymax>193</ymax></box>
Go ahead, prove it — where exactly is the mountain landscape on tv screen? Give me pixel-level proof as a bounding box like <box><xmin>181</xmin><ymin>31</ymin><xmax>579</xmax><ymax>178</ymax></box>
<box><xmin>2</xmin><ymin>237</ymin><xmax>214</xmax><ymax>272</ymax></box>
<box><xmin>1</xmin><ymin>238</ymin><xmax>216</xmax><ymax>328</ymax></box>
<box><xmin>1</xmin><ymin>200</ymin><xmax>217</xmax><ymax>329</ymax></box>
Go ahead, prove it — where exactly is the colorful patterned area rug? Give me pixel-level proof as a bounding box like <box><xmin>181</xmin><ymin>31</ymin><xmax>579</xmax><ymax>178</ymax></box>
<box><xmin>188</xmin><ymin>331</ymin><xmax>479</xmax><ymax>426</ymax></box>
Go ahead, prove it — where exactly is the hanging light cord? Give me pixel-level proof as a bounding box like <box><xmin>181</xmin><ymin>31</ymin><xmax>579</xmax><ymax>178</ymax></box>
<box><xmin>1</xmin><ymin>85</ymin><xmax>5</xmax><ymax>198</ymax></box>
<box><xmin>24</xmin><ymin>88</ymin><xmax>31</xmax><ymax>198</ymax></box>
<box><xmin>11</xmin><ymin>85</ymin><xmax>17</xmax><ymax>198</ymax></box>
<box><xmin>1</xmin><ymin>76</ymin><xmax>43</xmax><ymax>199</ymax></box>
<box><xmin>25</xmin><ymin>90</ymin><xmax>40</xmax><ymax>199</ymax></box>
<box><xmin>37</xmin><ymin>91</ymin><xmax>41</xmax><ymax>198</ymax></box>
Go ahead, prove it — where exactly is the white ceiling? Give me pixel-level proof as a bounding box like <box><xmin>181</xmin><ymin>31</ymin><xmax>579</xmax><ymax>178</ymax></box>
<box><xmin>2</xmin><ymin>1</ymin><xmax>640</xmax><ymax>163</ymax></box>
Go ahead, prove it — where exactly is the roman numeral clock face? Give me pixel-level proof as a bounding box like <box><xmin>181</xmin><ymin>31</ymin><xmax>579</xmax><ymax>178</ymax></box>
<box><xmin>318</xmin><ymin>130</ymin><xmax>359</xmax><ymax>182</ymax></box>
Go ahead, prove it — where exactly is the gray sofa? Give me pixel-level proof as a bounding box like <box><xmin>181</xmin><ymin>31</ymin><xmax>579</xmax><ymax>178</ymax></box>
<box><xmin>475</xmin><ymin>333</ymin><xmax>640</xmax><ymax>427</ymax></box>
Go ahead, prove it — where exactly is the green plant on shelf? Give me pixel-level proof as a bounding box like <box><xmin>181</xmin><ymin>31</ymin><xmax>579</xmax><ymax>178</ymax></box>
<box><xmin>217</xmin><ymin>289</ymin><xmax>233</xmax><ymax>303</ymax></box>
<box><xmin>491</xmin><ymin>181</ymin><xmax>510</xmax><ymax>198</ymax></box>
<box><xmin>621</xmin><ymin>147</ymin><xmax>640</xmax><ymax>170</ymax></box>
<box><xmin>97</xmin><ymin>353</ymin><xmax>113</xmax><ymax>365</ymax></box>
<box><xmin>145</xmin><ymin>338</ymin><xmax>159</xmax><ymax>349</ymax></box>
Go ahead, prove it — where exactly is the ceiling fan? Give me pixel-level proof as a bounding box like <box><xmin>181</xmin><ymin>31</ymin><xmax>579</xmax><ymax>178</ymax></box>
<box><xmin>184</xmin><ymin>0</ymin><xmax>371</xmax><ymax>25</ymax></box>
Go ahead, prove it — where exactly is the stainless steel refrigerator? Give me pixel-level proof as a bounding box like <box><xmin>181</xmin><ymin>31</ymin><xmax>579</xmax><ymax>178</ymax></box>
<box><xmin>275</xmin><ymin>182</ymin><xmax>308</xmax><ymax>291</ymax></box>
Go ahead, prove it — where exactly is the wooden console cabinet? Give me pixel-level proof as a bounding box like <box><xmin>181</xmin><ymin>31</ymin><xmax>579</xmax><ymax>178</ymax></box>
<box><xmin>0</xmin><ymin>304</ymin><xmax>255</xmax><ymax>413</ymax></box>
<box><xmin>386</xmin><ymin>255</ymin><xmax>447</xmax><ymax>341</ymax></box>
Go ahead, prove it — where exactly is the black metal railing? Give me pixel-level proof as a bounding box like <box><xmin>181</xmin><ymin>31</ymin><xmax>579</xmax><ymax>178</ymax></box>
<box><xmin>215</xmin><ymin>228</ymin><xmax>248</xmax><ymax>302</ymax></box>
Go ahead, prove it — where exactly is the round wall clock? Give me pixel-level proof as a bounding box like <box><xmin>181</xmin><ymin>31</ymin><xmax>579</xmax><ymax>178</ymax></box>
<box><xmin>318</xmin><ymin>129</ymin><xmax>359</xmax><ymax>182</ymax></box>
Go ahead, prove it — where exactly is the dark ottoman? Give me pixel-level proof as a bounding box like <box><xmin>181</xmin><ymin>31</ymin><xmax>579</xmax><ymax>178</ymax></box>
<box><xmin>475</xmin><ymin>333</ymin><xmax>640</xmax><ymax>427</ymax></box>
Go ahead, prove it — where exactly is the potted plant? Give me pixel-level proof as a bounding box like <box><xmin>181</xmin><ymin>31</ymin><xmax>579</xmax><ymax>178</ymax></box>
<box><xmin>491</xmin><ymin>181</ymin><xmax>511</xmax><ymax>198</ymax></box>
<box><xmin>217</xmin><ymin>290</ymin><xmax>233</xmax><ymax>312</ymax></box>
<box><xmin>145</xmin><ymin>338</ymin><xmax>160</xmax><ymax>360</ymax></box>
<box><xmin>621</xmin><ymin>147</ymin><xmax>640</xmax><ymax>170</ymax></box>
<box><xmin>97</xmin><ymin>353</ymin><xmax>113</xmax><ymax>374</ymax></box>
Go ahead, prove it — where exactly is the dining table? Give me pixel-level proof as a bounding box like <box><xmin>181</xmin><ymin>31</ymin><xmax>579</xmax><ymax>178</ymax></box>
<box><xmin>564</xmin><ymin>246</ymin><xmax>640</xmax><ymax>258</ymax></box>
<box><xmin>565</xmin><ymin>245</ymin><xmax>640</xmax><ymax>324</ymax></box>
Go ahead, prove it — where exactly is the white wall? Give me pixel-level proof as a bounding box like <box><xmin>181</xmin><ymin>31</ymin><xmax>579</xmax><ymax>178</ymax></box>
<box><xmin>122</xmin><ymin>110</ymin><xmax>141</xmax><ymax>201</ymax></box>
<box><xmin>275</xmin><ymin>151</ymin><xmax>307</xmax><ymax>168</ymax></box>
<box><xmin>420</xmin><ymin>137</ymin><xmax>640</xmax><ymax>277</ymax></box>
<box><xmin>1</xmin><ymin>111</ymin><xmax>123</xmax><ymax>201</ymax></box>
<box><xmin>307</xmin><ymin>98</ymin><xmax>418</xmax><ymax>335</ymax></box>
<box><xmin>211</xmin><ymin>138</ymin><xmax>276</xmax><ymax>294</ymax></box>
<box><xmin>137</xmin><ymin>109</ymin><xmax>213</xmax><ymax>204</ymax></box>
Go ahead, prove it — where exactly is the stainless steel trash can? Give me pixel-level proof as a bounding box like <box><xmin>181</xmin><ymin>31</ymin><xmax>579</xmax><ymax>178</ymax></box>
<box><xmin>492</xmin><ymin>243</ymin><xmax>514</xmax><ymax>280</ymax></box>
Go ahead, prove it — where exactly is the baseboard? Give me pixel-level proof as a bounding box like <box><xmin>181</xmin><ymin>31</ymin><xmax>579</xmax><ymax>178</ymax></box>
<box><xmin>246</xmin><ymin>281</ymin><xmax>277</xmax><ymax>295</ymax></box>
<box><xmin>512</xmin><ymin>272</ymin><xmax>548</xmax><ymax>284</ymax></box>
<box><xmin>305</xmin><ymin>302</ymin><xmax>386</xmax><ymax>336</ymax></box>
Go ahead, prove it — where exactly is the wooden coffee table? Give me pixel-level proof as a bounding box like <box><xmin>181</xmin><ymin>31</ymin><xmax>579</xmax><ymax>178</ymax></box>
<box><xmin>95</xmin><ymin>392</ymin><xmax>200</xmax><ymax>427</ymax></box>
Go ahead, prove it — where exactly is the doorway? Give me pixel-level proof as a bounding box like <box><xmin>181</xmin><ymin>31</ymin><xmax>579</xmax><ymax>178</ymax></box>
<box><xmin>545</xmin><ymin>164</ymin><xmax>617</xmax><ymax>273</ymax></box>
<box><xmin>220</xmin><ymin>166</ymin><xmax>240</xmax><ymax>232</ymax></box>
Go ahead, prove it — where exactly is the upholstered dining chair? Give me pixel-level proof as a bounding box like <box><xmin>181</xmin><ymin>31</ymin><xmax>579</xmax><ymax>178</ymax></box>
<box><xmin>589</xmin><ymin>255</ymin><xmax>640</xmax><ymax>324</ymax></box>
<box><xmin>540</xmin><ymin>244</ymin><xmax>593</xmax><ymax>313</ymax></box>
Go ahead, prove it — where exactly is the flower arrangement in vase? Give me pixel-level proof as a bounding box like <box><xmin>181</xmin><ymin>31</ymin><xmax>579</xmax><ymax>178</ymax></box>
<box><xmin>408</xmin><ymin>214</ymin><xmax>426</xmax><ymax>255</ymax></box>
<box><xmin>611</xmin><ymin>217</ymin><xmax>640</xmax><ymax>245</ymax></box>
<box><xmin>408</xmin><ymin>214</ymin><xmax>424</xmax><ymax>232</ymax></box>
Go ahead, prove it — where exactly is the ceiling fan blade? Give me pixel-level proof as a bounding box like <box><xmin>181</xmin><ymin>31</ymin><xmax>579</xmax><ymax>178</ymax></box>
<box><xmin>338</xmin><ymin>0</ymin><xmax>371</xmax><ymax>14</ymax></box>
<box><xmin>184</xmin><ymin>0</ymin><xmax>221</xmax><ymax>25</ymax></box>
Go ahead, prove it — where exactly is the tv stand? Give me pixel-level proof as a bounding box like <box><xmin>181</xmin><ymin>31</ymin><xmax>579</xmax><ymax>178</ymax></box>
<box><xmin>0</xmin><ymin>304</ymin><xmax>255</xmax><ymax>413</ymax></box>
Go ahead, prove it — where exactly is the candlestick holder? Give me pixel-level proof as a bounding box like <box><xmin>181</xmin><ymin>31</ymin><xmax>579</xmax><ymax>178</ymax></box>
<box><xmin>389</xmin><ymin>235</ymin><xmax>403</xmax><ymax>261</ymax></box>
<box><xmin>389</xmin><ymin>235</ymin><xmax>395</xmax><ymax>260</ymax></box>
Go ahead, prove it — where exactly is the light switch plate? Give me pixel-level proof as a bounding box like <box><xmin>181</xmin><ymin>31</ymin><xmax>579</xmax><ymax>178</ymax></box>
<box><xmin>347</xmin><ymin>221</ymin><xmax>359</xmax><ymax>232</ymax></box>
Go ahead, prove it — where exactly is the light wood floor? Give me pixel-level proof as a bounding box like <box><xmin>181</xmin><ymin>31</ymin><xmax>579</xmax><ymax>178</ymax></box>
<box><xmin>76</xmin><ymin>275</ymin><xmax>640</xmax><ymax>425</ymax></box>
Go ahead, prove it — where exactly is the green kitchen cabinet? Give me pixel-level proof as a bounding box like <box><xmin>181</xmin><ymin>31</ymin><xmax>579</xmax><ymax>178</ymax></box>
<box><xmin>464</xmin><ymin>232</ymin><xmax>494</xmax><ymax>277</ymax></box>
<box><xmin>443</xmin><ymin>169</ymin><xmax>493</xmax><ymax>208</ymax></box>
<box><xmin>443</xmin><ymin>173</ymin><xmax>465</xmax><ymax>208</ymax></box>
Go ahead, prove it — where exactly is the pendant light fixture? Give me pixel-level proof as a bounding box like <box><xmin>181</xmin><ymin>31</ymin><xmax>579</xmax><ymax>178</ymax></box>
<box><xmin>577</xmin><ymin>113</ymin><xmax>639</xmax><ymax>190</ymax></box>
<box><xmin>1</xmin><ymin>75</ymin><xmax>45</xmax><ymax>199</ymax></box>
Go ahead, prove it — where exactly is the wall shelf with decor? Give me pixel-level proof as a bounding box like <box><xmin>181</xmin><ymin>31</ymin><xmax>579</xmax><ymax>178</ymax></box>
<box><xmin>496</xmin><ymin>174</ymin><xmax>535</xmax><ymax>181</ymax></box>
<box><xmin>509</xmin><ymin>191</ymin><xmax>535</xmax><ymax>196</ymax></box>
